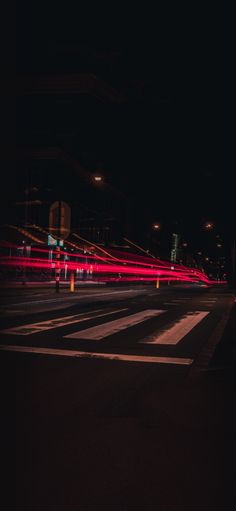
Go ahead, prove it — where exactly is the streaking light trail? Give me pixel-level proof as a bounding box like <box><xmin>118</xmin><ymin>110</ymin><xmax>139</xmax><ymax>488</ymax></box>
<box><xmin>0</xmin><ymin>243</ymin><xmax>227</xmax><ymax>285</ymax></box>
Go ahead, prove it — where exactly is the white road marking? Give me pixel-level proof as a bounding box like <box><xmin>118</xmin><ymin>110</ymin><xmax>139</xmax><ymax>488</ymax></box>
<box><xmin>3</xmin><ymin>310</ymin><xmax>25</xmax><ymax>314</ymax></box>
<box><xmin>168</xmin><ymin>299</ymin><xmax>188</xmax><ymax>303</ymax></box>
<box><xmin>0</xmin><ymin>344</ymin><xmax>193</xmax><ymax>365</ymax></box>
<box><xmin>64</xmin><ymin>309</ymin><xmax>165</xmax><ymax>340</ymax></box>
<box><xmin>199</xmin><ymin>300</ymin><xmax>216</xmax><ymax>303</ymax></box>
<box><xmin>0</xmin><ymin>308</ymin><xmax>128</xmax><ymax>335</ymax></box>
<box><xmin>163</xmin><ymin>301</ymin><xmax>188</xmax><ymax>305</ymax></box>
<box><xmin>4</xmin><ymin>288</ymin><xmax>147</xmax><ymax>308</ymax></box>
<box><xmin>143</xmin><ymin>311</ymin><xmax>209</xmax><ymax>345</ymax></box>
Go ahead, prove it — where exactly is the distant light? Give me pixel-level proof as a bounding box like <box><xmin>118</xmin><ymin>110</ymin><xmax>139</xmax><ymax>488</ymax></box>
<box><xmin>217</xmin><ymin>243</ymin><xmax>222</xmax><ymax>248</ymax></box>
<box><xmin>205</xmin><ymin>222</ymin><xmax>213</xmax><ymax>230</ymax></box>
<box><xmin>171</xmin><ymin>266</ymin><xmax>175</xmax><ymax>270</ymax></box>
<box><xmin>94</xmin><ymin>176</ymin><xmax>102</xmax><ymax>182</ymax></box>
<box><xmin>153</xmin><ymin>223</ymin><xmax>160</xmax><ymax>230</ymax></box>
<box><xmin>182</xmin><ymin>242</ymin><xmax>188</xmax><ymax>247</ymax></box>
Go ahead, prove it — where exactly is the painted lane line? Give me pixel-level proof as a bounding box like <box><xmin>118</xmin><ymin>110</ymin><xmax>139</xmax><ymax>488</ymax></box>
<box><xmin>5</xmin><ymin>288</ymin><xmax>147</xmax><ymax>308</ymax></box>
<box><xmin>199</xmin><ymin>300</ymin><xmax>216</xmax><ymax>303</ymax></box>
<box><xmin>168</xmin><ymin>301</ymin><xmax>188</xmax><ymax>303</ymax></box>
<box><xmin>64</xmin><ymin>309</ymin><xmax>165</xmax><ymax>340</ymax></box>
<box><xmin>0</xmin><ymin>308</ymin><xmax>128</xmax><ymax>336</ymax></box>
<box><xmin>142</xmin><ymin>311</ymin><xmax>209</xmax><ymax>345</ymax></box>
<box><xmin>3</xmin><ymin>310</ymin><xmax>26</xmax><ymax>314</ymax></box>
<box><xmin>199</xmin><ymin>298</ymin><xmax>217</xmax><ymax>301</ymax></box>
<box><xmin>0</xmin><ymin>345</ymin><xmax>193</xmax><ymax>365</ymax></box>
<box><xmin>199</xmin><ymin>298</ymin><xmax>217</xmax><ymax>302</ymax></box>
<box><xmin>165</xmin><ymin>301</ymin><xmax>187</xmax><ymax>304</ymax></box>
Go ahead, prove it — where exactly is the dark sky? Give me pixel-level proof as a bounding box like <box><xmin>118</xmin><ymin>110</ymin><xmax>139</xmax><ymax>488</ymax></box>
<box><xmin>3</xmin><ymin>4</ymin><xmax>234</xmax><ymax>249</ymax></box>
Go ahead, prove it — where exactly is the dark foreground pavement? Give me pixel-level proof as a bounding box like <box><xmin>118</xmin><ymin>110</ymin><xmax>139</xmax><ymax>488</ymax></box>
<box><xmin>1</xmin><ymin>293</ymin><xmax>235</xmax><ymax>511</ymax></box>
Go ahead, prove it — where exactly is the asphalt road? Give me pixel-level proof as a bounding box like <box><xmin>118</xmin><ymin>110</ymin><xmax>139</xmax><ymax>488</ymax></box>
<box><xmin>0</xmin><ymin>284</ymin><xmax>235</xmax><ymax>510</ymax></box>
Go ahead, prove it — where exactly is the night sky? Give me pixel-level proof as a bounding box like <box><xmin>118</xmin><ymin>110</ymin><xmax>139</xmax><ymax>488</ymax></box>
<box><xmin>2</xmin><ymin>5</ymin><xmax>234</xmax><ymax>253</ymax></box>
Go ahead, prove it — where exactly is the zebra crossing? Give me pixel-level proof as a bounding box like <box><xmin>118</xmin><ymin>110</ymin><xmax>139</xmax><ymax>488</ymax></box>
<box><xmin>0</xmin><ymin>305</ymin><xmax>213</xmax><ymax>342</ymax></box>
<box><xmin>0</xmin><ymin>297</ymin><xmax>217</xmax><ymax>367</ymax></box>
<box><xmin>0</xmin><ymin>297</ymin><xmax>217</xmax><ymax>339</ymax></box>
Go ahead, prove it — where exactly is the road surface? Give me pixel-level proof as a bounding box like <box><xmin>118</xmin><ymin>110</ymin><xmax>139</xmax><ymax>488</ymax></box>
<box><xmin>0</xmin><ymin>284</ymin><xmax>235</xmax><ymax>510</ymax></box>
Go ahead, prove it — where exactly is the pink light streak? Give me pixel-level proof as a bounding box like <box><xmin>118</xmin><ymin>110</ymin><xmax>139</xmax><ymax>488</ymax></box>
<box><xmin>0</xmin><ymin>249</ymin><xmax>227</xmax><ymax>286</ymax></box>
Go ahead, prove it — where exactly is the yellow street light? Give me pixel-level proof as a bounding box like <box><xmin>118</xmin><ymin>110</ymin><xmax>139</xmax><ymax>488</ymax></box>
<box><xmin>205</xmin><ymin>222</ymin><xmax>213</xmax><ymax>230</ymax></box>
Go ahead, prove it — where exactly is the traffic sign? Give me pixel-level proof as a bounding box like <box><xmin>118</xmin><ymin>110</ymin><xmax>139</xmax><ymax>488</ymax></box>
<box><xmin>49</xmin><ymin>201</ymin><xmax>71</xmax><ymax>240</ymax></box>
<box><xmin>48</xmin><ymin>235</ymin><xmax>64</xmax><ymax>247</ymax></box>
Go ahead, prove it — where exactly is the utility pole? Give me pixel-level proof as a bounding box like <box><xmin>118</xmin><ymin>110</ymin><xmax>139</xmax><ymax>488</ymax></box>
<box><xmin>49</xmin><ymin>200</ymin><xmax>71</xmax><ymax>293</ymax></box>
<box><xmin>55</xmin><ymin>200</ymin><xmax>61</xmax><ymax>293</ymax></box>
<box><xmin>55</xmin><ymin>245</ymin><xmax>61</xmax><ymax>292</ymax></box>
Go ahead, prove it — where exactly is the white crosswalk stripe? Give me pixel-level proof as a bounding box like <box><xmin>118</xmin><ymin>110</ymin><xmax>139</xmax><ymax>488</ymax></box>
<box><xmin>64</xmin><ymin>309</ymin><xmax>165</xmax><ymax>340</ymax></box>
<box><xmin>0</xmin><ymin>308</ymin><xmax>128</xmax><ymax>335</ymax></box>
<box><xmin>142</xmin><ymin>311</ymin><xmax>209</xmax><ymax>345</ymax></box>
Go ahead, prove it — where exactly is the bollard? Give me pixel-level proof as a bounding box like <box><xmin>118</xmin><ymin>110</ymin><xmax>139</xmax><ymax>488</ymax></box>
<box><xmin>55</xmin><ymin>246</ymin><xmax>61</xmax><ymax>293</ymax></box>
<box><xmin>70</xmin><ymin>271</ymin><xmax>75</xmax><ymax>292</ymax></box>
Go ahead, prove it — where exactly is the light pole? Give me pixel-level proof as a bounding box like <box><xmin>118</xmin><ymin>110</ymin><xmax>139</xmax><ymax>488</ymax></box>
<box><xmin>147</xmin><ymin>222</ymin><xmax>161</xmax><ymax>254</ymax></box>
<box><xmin>148</xmin><ymin>223</ymin><xmax>161</xmax><ymax>287</ymax></box>
<box><xmin>92</xmin><ymin>172</ymin><xmax>132</xmax><ymax>240</ymax></box>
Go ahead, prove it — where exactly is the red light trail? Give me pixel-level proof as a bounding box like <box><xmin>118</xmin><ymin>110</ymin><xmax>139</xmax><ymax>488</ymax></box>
<box><xmin>0</xmin><ymin>244</ymin><xmax>226</xmax><ymax>285</ymax></box>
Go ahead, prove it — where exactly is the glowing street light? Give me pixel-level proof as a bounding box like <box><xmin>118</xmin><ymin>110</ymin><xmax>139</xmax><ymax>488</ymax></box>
<box><xmin>205</xmin><ymin>222</ymin><xmax>213</xmax><ymax>230</ymax></box>
<box><xmin>94</xmin><ymin>175</ymin><xmax>103</xmax><ymax>183</ymax></box>
<box><xmin>153</xmin><ymin>223</ymin><xmax>161</xmax><ymax>230</ymax></box>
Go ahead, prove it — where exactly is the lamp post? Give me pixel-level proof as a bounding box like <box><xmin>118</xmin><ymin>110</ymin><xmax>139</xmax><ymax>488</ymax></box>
<box><xmin>147</xmin><ymin>222</ymin><xmax>161</xmax><ymax>253</ymax></box>
<box><xmin>93</xmin><ymin>172</ymin><xmax>132</xmax><ymax>240</ymax></box>
<box><xmin>149</xmin><ymin>223</ymin><xmax>161</xmax><ymax>287</ymax></box>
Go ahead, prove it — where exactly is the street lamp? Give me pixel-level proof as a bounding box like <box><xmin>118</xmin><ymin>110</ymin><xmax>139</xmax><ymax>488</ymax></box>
<box><xmin>93</xmin><ymin>175</ymin><xmax>103</xmax><ymax>183</ymax></box>
<box><xmin>205</xmin><ymin>222</ymin><xmax>214</xmax><ymax>230</ymax></box>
